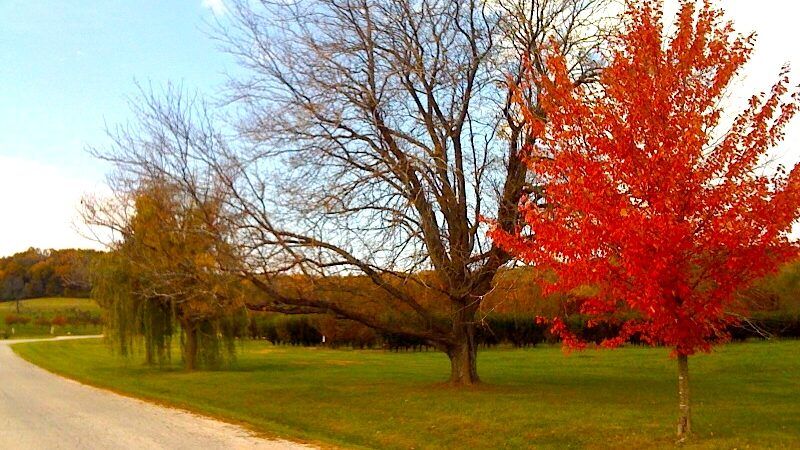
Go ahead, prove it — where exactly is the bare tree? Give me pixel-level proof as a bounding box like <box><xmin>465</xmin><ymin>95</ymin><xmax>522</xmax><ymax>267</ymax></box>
<box><xmin>93</xmin><ymin>0</ymin><xmax>615</xmax><ymax>385</ymax></box>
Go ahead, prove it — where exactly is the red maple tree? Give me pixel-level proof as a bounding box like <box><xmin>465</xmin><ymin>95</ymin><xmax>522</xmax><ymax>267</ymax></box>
<box><xmin>490</xmin><ymin>0</ymin><xmax>800</xmax><ymax>440</ymax></box>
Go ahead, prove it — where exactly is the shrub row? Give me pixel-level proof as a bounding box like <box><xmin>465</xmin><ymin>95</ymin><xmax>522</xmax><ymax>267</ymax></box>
<box><xmin>4</xmin><ymin>314</ymin><xmax>31</xmax><ymax>325</ymax></box>
<box><xmin>248</xmin><ymin>312</ymin><xmax>800</xmax><ymax>350</ymax></box>
<box><xmin>249</xmin><ymin>315</ymin><xmax>323</xmax><ymax>346</ymax></box>
<box><xmin>3</xmin><ymin>312</ymin><xmax>103</xmax><ymax>327</ymax></box>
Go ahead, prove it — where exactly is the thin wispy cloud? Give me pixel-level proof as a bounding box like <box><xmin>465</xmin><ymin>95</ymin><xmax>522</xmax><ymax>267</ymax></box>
<box><xmin>201</xmin><ymin>0</ymin><xmax>227</xmax><ymax>16</ymax></box>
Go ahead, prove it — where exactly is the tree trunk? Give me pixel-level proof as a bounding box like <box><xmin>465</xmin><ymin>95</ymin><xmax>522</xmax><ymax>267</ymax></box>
<box><xmin>447</xmin><ymin>309</ymin><xmax>480</xmax><ymax>385</ymax></box>
<box><xmin>676</xmin><ymin>353</ymin><xmax>691</xmax><ymax>442</ymax></box>
<box><xmin>15</xmin><ymin>299</ymin><xmax>20</xmax><ymax>314</ymax></box>
<box><xmin>183</xmin><ymin>320</ymin><xmax>198</xmax><ymax>371</ymax></box>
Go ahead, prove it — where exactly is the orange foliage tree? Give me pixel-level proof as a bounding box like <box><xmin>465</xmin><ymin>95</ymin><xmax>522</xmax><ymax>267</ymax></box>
<box><xmin>489</xmin><ymin>0</ymin><xmax>800</xmax><ymax>440</ymax></box>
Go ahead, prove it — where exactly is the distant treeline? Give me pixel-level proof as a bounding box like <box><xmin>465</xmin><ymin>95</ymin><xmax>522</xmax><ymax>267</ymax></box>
<box><xmin>0</xmin><ymin>248</ymin><xmax>102</xmax><ymax>300</ymax></box>
<box><xmin>5</xmin><ymin>245</ymin><xmax>798</xmax><ymax>350</ymax></box>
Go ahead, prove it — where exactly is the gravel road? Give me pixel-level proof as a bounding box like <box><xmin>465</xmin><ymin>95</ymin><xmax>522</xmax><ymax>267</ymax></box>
<box><xmin>0</xmin><ymin>336</ymin><xmax>312</xmax><ymax>449</ymax></box>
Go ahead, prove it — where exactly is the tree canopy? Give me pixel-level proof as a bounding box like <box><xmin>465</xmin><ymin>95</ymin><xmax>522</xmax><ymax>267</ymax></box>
<box><xmin>88</xmin><ymin>0</ymin><xmax>616</xmax><ymax>384</ymax></box>
<box><xmin>489</xmin><ymin>0</ymin><xmax>800</xmax><ymax>439</ymax></box>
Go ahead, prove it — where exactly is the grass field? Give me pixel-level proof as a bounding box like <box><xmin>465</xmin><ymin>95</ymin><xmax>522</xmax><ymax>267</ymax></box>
<box><xmin>0</xmin><ymin>297</ymin><xmax>102</xmax><ymax>338</ymax></box>
<box><xmin>13</xmin><ymin>339</ymin><xmax>800</xmax><ymax>449</ymax></box>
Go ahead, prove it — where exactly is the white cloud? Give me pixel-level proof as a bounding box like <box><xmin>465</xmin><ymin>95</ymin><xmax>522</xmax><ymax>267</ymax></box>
<box><xmin>0</xmin><ymin>156</ymin><xmax>106</xmax><ymax>257</ymax></box>
<box><xmin>201</xmin><ymin>0</ymin><xmax>227</xmax><ymax>16</ymax></box>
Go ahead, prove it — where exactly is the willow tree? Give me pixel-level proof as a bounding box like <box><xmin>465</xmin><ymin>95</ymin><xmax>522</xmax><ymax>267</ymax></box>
<box><xmin>89</xmin><ymin>183</ymin><xmax>246</xmax><ymax>370</ymax></box>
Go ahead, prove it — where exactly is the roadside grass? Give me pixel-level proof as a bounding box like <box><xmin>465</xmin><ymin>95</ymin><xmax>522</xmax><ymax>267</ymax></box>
<box><xmin>0</xmin><ymin>297</ymin><xmax>102</xmax><ymax>338</ymax></box>
<box><xmin>13</xmin><ymin>339</ymin><xmax>800</xmax><ymax>449</ymax></box>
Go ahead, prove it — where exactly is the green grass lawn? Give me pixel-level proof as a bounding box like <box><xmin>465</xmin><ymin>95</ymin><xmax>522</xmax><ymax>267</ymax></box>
<box><xmin>0</xmin><ymin>297</ymin><xmax>102</xmax><ymax>338</ymax></box>
<box><xmin>13</xmin><ymin>339</ymin><xmax>800</xmax><ymax>449</ymax></box>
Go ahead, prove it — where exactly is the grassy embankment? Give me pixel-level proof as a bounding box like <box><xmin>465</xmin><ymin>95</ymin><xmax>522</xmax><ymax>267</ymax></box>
<box><xmin>0</xmin><ymin>297</ymin><xmax>101</xmax><ymax>338</ymax></box>
<box><xmin>13</xmin><ymin>338</ymin><xmax>800</xmax><ymax>449</ymax></box>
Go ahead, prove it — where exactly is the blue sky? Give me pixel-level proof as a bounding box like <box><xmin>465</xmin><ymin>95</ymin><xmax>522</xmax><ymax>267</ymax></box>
<box><xmin>1</xmin><ymin>0</ymin><xmax>799</xmax><ymax>256</ymax></box>
<box><xmin>0</xmin><ymin>0</ymin><xmax>234</xmax><ymax>255</ymax></box>
<box><xmin>0</xmin><ymin>0</ymin><xmax>232</xmax><ymax>179</ymax></box>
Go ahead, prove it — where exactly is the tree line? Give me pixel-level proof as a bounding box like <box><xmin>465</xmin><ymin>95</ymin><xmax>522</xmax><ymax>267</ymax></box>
<box><xmin>0</xmin><ymin>248</ymin><xmax>100</xmax><ymax>304</ymax></box>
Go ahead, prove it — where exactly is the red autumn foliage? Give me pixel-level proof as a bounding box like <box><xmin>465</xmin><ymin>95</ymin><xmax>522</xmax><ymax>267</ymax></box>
<box><xmin>489</xmin><ymin>0</ymin><xmax>800</xmax><ymax>357</ymax></box>
<box><xmin>4</xmin><ymin>314</ymin><xmax>30</xmax><ymax>326</ymax></box>
<box><xmin>50</xmin><ymin>315</ymin><xmax>68</xmax><ymax>327</ymax></box>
